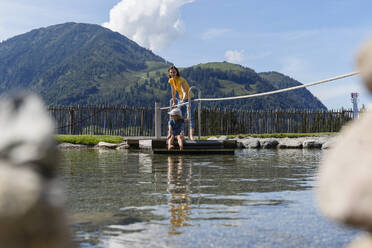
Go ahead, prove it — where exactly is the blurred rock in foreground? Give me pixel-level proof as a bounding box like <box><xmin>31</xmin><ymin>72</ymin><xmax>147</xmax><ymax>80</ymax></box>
<box><xmin>317</xmin><ymin>39</ymin><xmax>372</xmax><ymax>247</ymax></box>
<box><xmin>0</xmin><ymin>93</ymin><xmax>74</xmax><ymax>248</ymax></box>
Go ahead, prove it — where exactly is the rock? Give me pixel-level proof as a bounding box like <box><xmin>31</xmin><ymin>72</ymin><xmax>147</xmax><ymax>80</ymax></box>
<box><xmin>0</xmin><ymin>94</ymin><xmax>57</xmax><ymax>177</ymax></box>
<box><xmin>347</xmin><ymin>234</ymin><xmax>372</xmax><ymax>248</ymax></box>
<box><xmin>317</xmin><ymin>40</ymin><xmax>372</xmax><ymax>247</ymax></box>
<box><xmin>317</xmin><ymin>110</ymin><xmax>372</xmax><ymax>230</ymax></box>
<box><xmin>116</xmin><ymin>141</ymin><xmax>129</xmax><ymax>150</ymax></box>
<box><xmin>0</xmin><ymin>93</ymin><xmax>73</xmax><ymax>248</ymax></box>
<box><xmin>303</xmin><ymin>139</ymin><xmax>322</xmax><ymax>149</ymax></box>
<box><xmin>207</xmin><ymin>136</ymin><xmax>218</xmax><ymax>140</ymax></box>
<box><xmin>239</xmin><ymin>138</ymin><xmax>260</xmax><ymax>149</ymax></box>
<box><xmin>357</xmin><ymin>39</ymin><xmax>372</xmax><ymax>93</ymax></box>
<box><xmin>278</xmin><ymin>138</ymin><xmax>303</xmax><ymax>149</ymax></box>
<box><xmin>95</xmin><ymin>141</ymin><xmax>118</xmax><ymax>149</ymax></box>
<box><xmin>0</xmin><ymin>164</ymin><xmax>42</xmax><ymax>219</ymax></box>
<box><xmin>58</xmin><ymin>143</ymin><xmax>88</xmax><ymax>149</ymax></box>
<box><xmin>236</xmin><ymin>141</ymin><xmax>244</xmax><ymax>149</ymax></box>
<box><xmin>217</xmin><ymin>135</ymin><xmax>228</xmax><ymax>141</ymax></box>
<box><xmin>259</xmin><ymin>138</ymin><xmax>279</xmax><ymax>149</ymax></box>
<box><xmin>321</xmin><ymin>136</ymin><xmax>338</xmax><ymax>150</ymax></box>
<box><xmin>321</xmin><ymin>141</ymin><xmax>333</xmax><ymax>149</ymax></box>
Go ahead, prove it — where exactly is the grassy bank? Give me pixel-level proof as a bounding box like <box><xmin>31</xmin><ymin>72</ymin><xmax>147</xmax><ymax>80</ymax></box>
<box><xmin>55</xmin><ymin>135</ymin><xmax>124</xmax><ymax>146</ymax></box>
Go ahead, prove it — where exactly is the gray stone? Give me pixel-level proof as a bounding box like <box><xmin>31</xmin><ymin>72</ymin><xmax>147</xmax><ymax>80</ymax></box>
<box><xmin>0</xmin><ymin>94</ymin><xmax>57</xmax><ymax>175</ymax></box>
<box><xmin>116</xmin><ymin>141</ymin><xmax>129</xmax><ymax>150</ymax></box>
<box><xmin>357</xmin><ymin>39</ymin><xmax>372</xmax><ymax>93</ymax></box>
<box><xmin>236</xmin><ymin>141</ymin><xmax>244</xmax><ymax>149</ymax></box>
<box><xmin>0</xmin><ymin>94</ymin><xmax>73</xmax><ymax>248</ymax></box>
<box><xmin>321</xmin><ymin>136</ymin><xmax>338</xmax><ymax>150</ymax></box>
<box><xmin>217</xmin><ymin>135</ymin><xmax>229</xmax><ymax>141</ymax></box>
<box><xmin>321</xmin><ymin>141</ymin><xmax>332</xmax><ymax>149</ymax></box>
<box><xmin>347</xmin><ymin>234</ymin><xmax>372</xmax><ymax>248</ymax></box>
<box><xmin>95</xmin><ymin>141</ymin><xmax>118</xmax><ymax>149</ymax></box>
<box><xmin>303</xmin><ymin>139</ymin><xmax>322</xmax><ymax>149</ymax></box>
<box><xmin>239</xmin><ymin>138</ymin><xmax>260</xmax><ymax>149</ymax></box>
<box><xmin>259</xmin><ymin>138</ymin><xmax>279</xmax><ymax>149</ymax></box>
<box><xmin>58</xmin><ymin>143</ymin><xmax>88</xmax><ymax>149</ymax></box>
<box><xmin>317</xmin><ymin>110</ymin><xmax>372</xmax><ymax>231</ymax></box>
<box><xmin>278</xmin><ymin>138</ymin><xmax>303</xmax><ymax>149</ymax></box>
<box><xmin>317</xmin><ymin>40</ymin><xmax>372</xmax><ymax>247</ymax></box>
<box><xmin>207</xmin><ymin>136</ymin><xmax>218</xmax><ymax>140</ymax></box>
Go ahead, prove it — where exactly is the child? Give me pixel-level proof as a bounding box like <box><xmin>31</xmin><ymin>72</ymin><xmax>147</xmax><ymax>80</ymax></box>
<box><xmin>167</xmin><ymin>108</ymin><xmax>188</xmax><ymax>151</ymax></box>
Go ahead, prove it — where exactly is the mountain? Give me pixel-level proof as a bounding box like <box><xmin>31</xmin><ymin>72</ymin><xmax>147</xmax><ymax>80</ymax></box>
<box><xmin>0</xmin><ymin>22</ymin><xmax>171</xmax><ymax>105</ymax></box>
<box><xmin>0</xmin><ymin>22</ymin><xmax>326</xmax><ymax>110</ymax></box>
<box><xmin>177</xmin><ymin>63</ymin><xmax>326</xmax><ymax>109</ymax></box>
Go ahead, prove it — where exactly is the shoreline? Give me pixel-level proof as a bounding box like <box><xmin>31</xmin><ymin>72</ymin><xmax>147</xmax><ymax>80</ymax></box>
<box><xmin>57</xmin><ymin>134</ymin><xmax>336</xmax><ymax>150</ymax></box>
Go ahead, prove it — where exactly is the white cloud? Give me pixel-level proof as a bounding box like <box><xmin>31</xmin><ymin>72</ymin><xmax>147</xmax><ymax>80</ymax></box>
<box><xmin>280</xmin><ymin>57</ymin><xmax>310</xmax><ymax>79</ymax></box>
<box><xmin>202</xmin><ymin>28</ymin><xmax>231</xmax><ymax>40</ymax></box>
<box><xmin>225</xmin><ymin>50</ymin><xmax>244</xmax><ymax>63</ymax></box>
<box><xmin>103</xmin><ymin>0</ymin><xmax>195</xmax><ymax>52</ymax></box>
<box><xmin>245</xmin><ymin>51</ymin><xmax>272</xmax><ymax>61</ymax></box>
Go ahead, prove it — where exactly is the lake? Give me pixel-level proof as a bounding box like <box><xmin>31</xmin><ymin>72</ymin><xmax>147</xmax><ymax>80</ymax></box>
<box><xmin>58</xmin><ymin>149</ymin><xmax>359</xmax><ymax>248</ymax></box>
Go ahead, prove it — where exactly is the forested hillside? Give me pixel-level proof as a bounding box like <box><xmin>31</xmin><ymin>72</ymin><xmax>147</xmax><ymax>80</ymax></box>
<box><xmin>0</xmin><ymin>22</ymin><xmax>326</xmax><ymax>110</ymax></box>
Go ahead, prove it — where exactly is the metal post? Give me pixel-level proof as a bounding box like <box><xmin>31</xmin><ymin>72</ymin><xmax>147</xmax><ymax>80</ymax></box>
<box><xmin>198</xmin><ymin>92</ymin><xmax>201</xmax><ymax>140</ymax></box>
<box><xmin>351</xmin><ymin>92</ymin><xmax>359</xmax><ymax>120</ymax></box>
<box><xmin>155</xmin><ymin>102</ymin><xmax>161</xmax><ymax>139</ymax></box>
<box><xmin>188</xmin><ymin>86</ymin><xmax>202</xmax><ymax>140</ymax></box>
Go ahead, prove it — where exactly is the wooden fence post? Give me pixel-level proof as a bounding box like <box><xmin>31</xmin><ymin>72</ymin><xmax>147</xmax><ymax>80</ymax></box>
<box><xmin>155</xmin><ymin>102</ymin><xmax>161</xmax><ymax>139</ymax></box>
<box><xmin>69</xmin><ymin>108</ymin><xmax>75</xmax><ymax>135</ymax></box>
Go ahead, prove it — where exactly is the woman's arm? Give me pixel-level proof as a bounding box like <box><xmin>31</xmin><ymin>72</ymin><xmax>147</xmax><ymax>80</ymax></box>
<box><xmin>180</xmin><ymin>79</ymin><xmax>187</xmax><ymax>102</ymax></box>
<box><xmin>171</xmin><ymin>84</ymin><xmax>177</xmax><ymax>106</ymax></box>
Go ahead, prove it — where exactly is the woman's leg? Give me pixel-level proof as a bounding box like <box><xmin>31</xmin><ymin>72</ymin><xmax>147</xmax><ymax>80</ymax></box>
<box><xmin>188</xmin><ymin>102</ymin><xmax>195</xmax><ymax>140</ymax></box>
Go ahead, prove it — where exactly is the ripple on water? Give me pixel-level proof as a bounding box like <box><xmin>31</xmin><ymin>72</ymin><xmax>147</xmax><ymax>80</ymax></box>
<box><xmin>59</xmin><ymin>149</ymin><xmax>358</xmax><ymax>248</ymax></box>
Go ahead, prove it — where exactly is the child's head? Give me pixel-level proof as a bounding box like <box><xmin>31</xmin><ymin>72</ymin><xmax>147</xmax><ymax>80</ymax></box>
<box><xmin>168</xmin><ymin>108</ymin><xmax>182</xmax><ymax>120</ymax></box>
<box><xmin>168</xmin><ymin>65</ymin><xmax>180</xmax><ymax>78</ymax></box>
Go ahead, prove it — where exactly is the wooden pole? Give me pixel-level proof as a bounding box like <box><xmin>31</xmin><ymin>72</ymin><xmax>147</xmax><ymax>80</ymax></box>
<box><xmin>155</xmin><ymin>102</ymin><xmax>161</xmax><ymax>139</ymax></box>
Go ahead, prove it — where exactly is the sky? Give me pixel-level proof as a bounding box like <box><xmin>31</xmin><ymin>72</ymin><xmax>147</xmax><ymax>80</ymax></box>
<box><xmin>1</xmin><ymin>0</ymin><xmax>372</xmax><ymax>109</ymax></box>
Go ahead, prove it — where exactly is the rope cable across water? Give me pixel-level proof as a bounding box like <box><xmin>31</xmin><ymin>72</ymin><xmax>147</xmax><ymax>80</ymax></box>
<box><xmin>159</xmin><ymin>71</ymin><xmax>359</xmax><ymax>110</ymax></box>
<box><xmin>196</xmin><ymin>71</ymin><xmax>359</xmax><ymax>102</ymax></box>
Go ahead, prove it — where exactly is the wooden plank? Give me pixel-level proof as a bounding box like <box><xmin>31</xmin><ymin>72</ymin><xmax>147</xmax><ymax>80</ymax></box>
<box><xmin>126</xmin><ymin>139</ymin><xmax>140</xmax><ymax>149</ymax></box>
<box><xmin>153</xmin><ymin>148</ymin><xmax>235</xmax><ymax>155</ymax></box>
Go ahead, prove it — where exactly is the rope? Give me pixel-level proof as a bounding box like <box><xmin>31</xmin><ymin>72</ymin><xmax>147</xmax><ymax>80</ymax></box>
<box><xmin>194</xmin><ymin>71</ymin><xmax>359</xmax><ymax>102</ymax></box>
<box><xmin>160</xmin><ymin>101</ymin><xmax>188</xmax><ymax>110</ymax></box>
<box><xmin>159</xmin><ymin>71</ymin><xmax>359</xmax><ymax>110</ymax></box>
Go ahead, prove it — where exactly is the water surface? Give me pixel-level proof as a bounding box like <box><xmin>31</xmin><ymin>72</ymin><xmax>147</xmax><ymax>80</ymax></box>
<box><xmin>58</xmin><ymin>149</ymin><xmax>358</xmax><ymax>247</ymax></box>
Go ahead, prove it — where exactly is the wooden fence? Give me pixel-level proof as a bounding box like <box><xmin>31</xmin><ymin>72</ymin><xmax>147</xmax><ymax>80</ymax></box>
<box><xmin>48</xmin><ymin>106</ymin><xmax>353</xmax><ymax>136</ymax></box>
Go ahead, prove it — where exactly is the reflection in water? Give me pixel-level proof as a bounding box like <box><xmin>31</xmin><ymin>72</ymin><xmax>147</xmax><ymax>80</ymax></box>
<box><xmin>58</xmin><ymin>149</ymin><xmax>358</xmax><ymax>248</ymax></box>
<box><xmin>167</xmin><ymin>156</ymin><xmax>192</xmax><ymax>234</ymax></box>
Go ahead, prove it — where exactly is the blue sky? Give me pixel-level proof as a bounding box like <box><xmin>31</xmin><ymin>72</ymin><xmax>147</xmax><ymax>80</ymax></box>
<box><xmin>1</xmin><ymin>0</ymin><xmax>372</xmax><ymax>109</ymax></box>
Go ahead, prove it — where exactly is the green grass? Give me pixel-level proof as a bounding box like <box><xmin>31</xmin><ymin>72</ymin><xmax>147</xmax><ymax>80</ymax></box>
<box><xmin>190</xmin><ymin>62</ymin><xmax>246</xmax><ymax>72</ymax></box>
<box><xmin>55</xmin><ymin>135</ymin><xmax>124</xmax><ymax>146</ymax></box>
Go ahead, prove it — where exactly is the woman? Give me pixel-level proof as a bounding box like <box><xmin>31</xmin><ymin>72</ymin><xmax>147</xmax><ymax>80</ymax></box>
<box><xmin>168</xmin><ymin>65</ymin><xmax>195</xmax><ymax>140</ymax></box>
